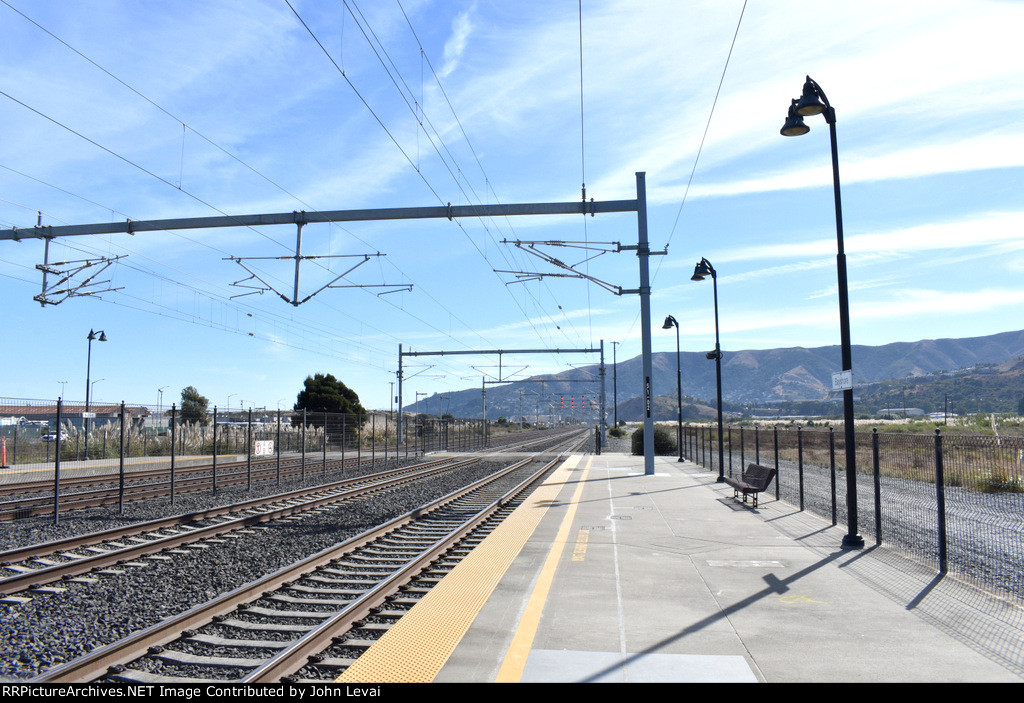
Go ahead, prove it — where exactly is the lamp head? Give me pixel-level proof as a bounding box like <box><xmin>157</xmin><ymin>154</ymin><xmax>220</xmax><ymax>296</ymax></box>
<box><xmin>691</xmin><ymin>258</ymin><xmax>715</xmax><ymax>281</ymax></box>
<box><xmin>98</xmin><ymin>331</ymin><xmax>107</xmax><ymax>342</ymax></box>
<box><xmin>795</xmin><ymin>76</ymin><xmax>826</xmax><ymax>116</ymax></box>
<box><xmin>780</xmin><ymin>99</ymin><xmax>810</xmax><ymax>137</ymax></box>
<box><xmin>662</xmin><ymin>315</ymin><xmax>677</xmax><ymax>330</ymax></box>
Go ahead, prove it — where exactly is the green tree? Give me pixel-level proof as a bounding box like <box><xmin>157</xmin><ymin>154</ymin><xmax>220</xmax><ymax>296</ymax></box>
<box><xmin>292</xmin><ymin>373</ymin><xmax>365</xmax><ymax>427</ymax></box>
<box><xmin>179</xmin><ymin>386</ymin><xmax>209</xmax><ymax>426</ymax></box>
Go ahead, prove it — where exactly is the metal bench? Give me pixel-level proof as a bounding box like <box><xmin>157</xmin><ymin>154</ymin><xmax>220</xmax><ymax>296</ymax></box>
<box><xmin>723</xmin><ymin>463</ymin><xmax>776</xmax><ymax>507</ymax></box>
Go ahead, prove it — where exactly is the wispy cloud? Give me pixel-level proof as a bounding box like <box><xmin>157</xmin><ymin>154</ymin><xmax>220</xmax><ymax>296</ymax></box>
<box><xmin>439</xmin><ymin>7</ymin><xmax>475</xmax><ymax>78</ymax></box>
<box><xmin>709</xmin><ymin>211</ymin><xmax>1024</xmax><ymax>265</ymax></box>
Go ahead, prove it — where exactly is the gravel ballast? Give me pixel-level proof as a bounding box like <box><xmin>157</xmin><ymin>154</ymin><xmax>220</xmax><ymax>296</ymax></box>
<box><xmin>0</xmin><ymin>456</ymin><xmax>515</xmax><ymax>680</ymax></box>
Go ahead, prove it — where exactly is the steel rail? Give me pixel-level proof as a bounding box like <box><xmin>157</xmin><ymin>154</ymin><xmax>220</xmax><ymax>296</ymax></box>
<box><xmin>246</xmin><ymin>434</ymin><xmax>588</xmax><ymax>682</ymax></box>
<box><xmin>32</xmin><ymin>445</ymin><xmax>576</xmax><ymax>683</ymax></box>
<box><xmin>0</xmin><ymin>457</ymin><xmax>476</xmax><ymax>595</ymax></box>
<box><xmin>0</xmin><ymin>453</ymin><xmax>383</xmax><ymax>521</ymax></box>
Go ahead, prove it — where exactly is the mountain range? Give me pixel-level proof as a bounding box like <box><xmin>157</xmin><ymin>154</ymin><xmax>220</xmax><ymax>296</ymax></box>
<box><xmin>404</xmin><ymin>329</ymin><xmax>1024</xmax><ymax>421</ymax></box>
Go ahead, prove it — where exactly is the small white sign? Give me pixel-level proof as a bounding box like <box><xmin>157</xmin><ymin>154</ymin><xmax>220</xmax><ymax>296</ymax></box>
<box><xmin>81</xmin><ymin>412</ymin><xmax>96</xmax><ymax>418</ymax></box>
<box><xmin>254</xmin><ymin>440</ymin><xmax>274</xmax><ymax>456</ymax></box>
<box><xmin>832</xmin><ymin>370</ymin><xmax>854</xmax><ymax>391</ymax></box>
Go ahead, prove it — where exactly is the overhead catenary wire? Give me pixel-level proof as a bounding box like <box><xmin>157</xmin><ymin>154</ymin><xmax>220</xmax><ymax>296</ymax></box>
<box><xmin>343</xmin><ymin>0</ymin><xmax>571</xmax><ymax>342</ymax></box>
<box><xmin>578</xmin><ymin>0</ymin><xmax>593</xmax><ymax>345</ymax></box>
<box><xmin>0</xmin><ymin>1</ymin><xmax>499</xmax><ymax>330</ymax></box>
<box><xmin>0</xmin><ymin>165</ymin><xmax>485</xmax><ymax>383</ymax></box>
<box><xmin>289</xmin><ymin>0</ymin><xmax>588</xmax><ymax>361</ymax></box>
<box><xmin>2</xmin><ymin>3</ymin><xmax>619</xmax><ymax>397</ymax></box>
<box><xmin>394</xmin><ymin>0</ymin><xmax>591</xmax><ymax>347</ymax></box>
<box><xmin>621</xmin><ymin>0</ymin><xmax>748</xmax><ymax>345</ymax></box>
<box><xmin>0</xmin><ymin>3</ymin><xmax>522</xmax><ymax>385</ymax></box>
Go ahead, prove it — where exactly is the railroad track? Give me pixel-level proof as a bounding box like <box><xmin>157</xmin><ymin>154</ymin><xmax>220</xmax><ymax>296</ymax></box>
<box><xmin>31</xmin><ymin>431</ymin><xmax>588</xmax><ymax>683</ymax></box>
<box><xmin>0</xmin><ymin>455</ymin><xmax>379</xmax><ymax>522</ymax></box>
<box><xmin>0</xmin><ymin>457</ymin><xmax>474</xmax><ymax>597</ymax></box>
<box><xmin>0</xmin><ymin>427</ymin><xmax>579</xmax><ymax>521</ymax></box>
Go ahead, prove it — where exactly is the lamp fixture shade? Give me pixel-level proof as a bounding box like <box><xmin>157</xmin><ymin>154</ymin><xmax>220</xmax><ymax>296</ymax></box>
<box><xmin>98</xmin><ymin>331</ymin><xmax>107</xmax><ymax>342</ymax></box>
<box><xmin>781</xmin><ymin>99</ymin><xmax>810</xmax><ymax>136</ymax></box>
<box><xmin>663</xmin><ymin>315</ymin><xmax>676</xmax><ymax>330</ymax></box>
<box><xmin>691</xmin><ymin>258</ymin><xmax>715</xmax><ymax>281</ymax></box>
<box><xmin>795</xmin><ymin>76</ymin><xmax>826</xmax><ymax>116</ymax></box>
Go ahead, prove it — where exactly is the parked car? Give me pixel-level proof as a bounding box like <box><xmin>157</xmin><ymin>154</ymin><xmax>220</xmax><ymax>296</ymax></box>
<box><xmin>41</xmin><ymin>431</ymin><xmax>68</xmax><ymax>442</ymax></box>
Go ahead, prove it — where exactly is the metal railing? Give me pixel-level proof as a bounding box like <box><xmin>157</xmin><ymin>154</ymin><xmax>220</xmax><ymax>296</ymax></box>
<box><xmin>683</xmin><ymin>423</ymin><xmax>1024</xmax><ymax>605</ymax></box>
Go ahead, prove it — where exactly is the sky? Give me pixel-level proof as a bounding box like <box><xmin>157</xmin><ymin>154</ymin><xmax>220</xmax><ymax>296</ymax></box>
<box><xmin>2</xmin><ymin>0</ymin><xmax>1023</xmax><ymax>415</ymax></box>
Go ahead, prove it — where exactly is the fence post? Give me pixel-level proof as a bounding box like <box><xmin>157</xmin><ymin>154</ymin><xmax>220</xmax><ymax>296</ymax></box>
<box><xmin>276</xmin><ymin>409</ymin><xmax>281</xmax><ymax>486</ymax></box>
<box><xmin>829</xmin><ymin>427</ymin><xmax>837</xmax><ymax>525</ymax></box>
<box><xmin>170</xmin><ymin>404</ymin><xmax>177</xmax><ymax>504</ymax></box>
<box><xmin>118</xmin><ymin>401</ymin><xmax>126</xmax><ymax>514</ymax></box>
<box><xmin>755</xmin><ymin>425</ymin><xmax>760</xmax><ymax>465</ymax></box>
<box><xmin>797</xmin><ymin>426</ymin><xmax>804</xmax><ymax>510</ymax></box>
<box><xmin>323</xmin><ymin>411</ymin><xmax>328</xmax><ymax>475</ymax></box>
<box><xmin>54</xmin><ymin>398</ymin><xmax>62</xmax><ymax>525</ymax></box>
<box><xmin>727</xmin><ymin>427</ymin><xmax>732</xmax><ymax>478</ymax></box>
<box><xmin>247</xmin><ymin>408</ymin><xmax>253</xmax><ymax>490</ymax></box>
<box><xmin>872</xmin><ymin>429</ymin><xmax>881</xmax><ymax>545</ymax></box>
<box><xmin>740</xmin><ymin>427</ymin><xmax>745</xmax><ymax>472</ymax></box>
<box><xmin>774</xmin><ymin>425</ymin><xmax>780</xmax><ymax>501</ymax></box>
<box><xmin>935</xmin><ymin>429</ymin><xmax>948</xmax><ymax>574</ymax></box>
<box><xmin>212</xmin><ymin>406</ymin><xmax>218</xmax><ymax>495</ymax></box>
<box><xmin>301</xmin><ymin>408</ymin><xmax>307</xmax><ymax>481</ymax></box>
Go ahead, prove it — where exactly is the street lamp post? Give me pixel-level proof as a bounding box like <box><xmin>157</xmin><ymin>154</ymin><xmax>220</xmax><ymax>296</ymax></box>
<box><xmin>662</xmin><ymin>316</ymin><xmax>684</xmax><ymax>462</ymax></box>
<box><xmin>691</xmin><ymin>258</ymin><xmax>725</xmax><ymax>482</ymax></box>
<box><xmin>158</xmin><ymin>386</ymin><xmax>167</xmax><ymax>430</ymax></box>
<box><xmin>84</xmin><ymin>329</ymin><xmax>107</xmax><ymax>459</ymax></box>
<box><xmin>782</xmin><ymin>75</ymin><xmax>863</xmax><ymax>548</ymax></box>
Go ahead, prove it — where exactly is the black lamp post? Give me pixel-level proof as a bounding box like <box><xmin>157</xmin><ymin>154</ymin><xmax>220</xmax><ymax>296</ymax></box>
<box><xmin>84</xmin><ymin>329</ymin><xmax>107</xmax><ymax>460</ymax></box>
<box><xmin>691</xmin><ymin>258</ymin><xmax>725</xmax><ymax>482</ymax></box>
<box><xmin>782</xmin><ymin>75</ymin><xmax>863</xmax><ymax>548</ymax></box>
<box><xmin>662</xmin><ymin>315</ymin><xmax>684</xmax><ymax>462</ymax></box>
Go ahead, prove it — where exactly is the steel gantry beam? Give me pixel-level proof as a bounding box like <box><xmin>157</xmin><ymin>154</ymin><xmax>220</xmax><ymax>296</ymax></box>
<box><xmin>396</xmin><ymin>344</ymin><xmax>606</xmax><ymax>448</ymax></box>
<box><xmin>5</xmin><ymin>173</ymin><xmax>657</xmax><ymax>475</ymax></box>
<box><xmin>0</xmin><ymin>201</ymin><xmax>639</xmax><ymax>241</ymax></box>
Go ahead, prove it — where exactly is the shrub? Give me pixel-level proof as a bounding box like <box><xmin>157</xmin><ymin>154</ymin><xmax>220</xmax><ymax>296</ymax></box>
<box><xmin>631</xmin><ymin>424</ymin><xmax>678</xmax><ymax>456</ymax></box>
<box><xmin>975</xmin><ymin>471</ymin><xmax>1024</xmax><ymax>493</ymax></box>
<box><xmin>608</xmin><ymin>426</ymin><xmax>626</xmax><ymax>438</ymax></box>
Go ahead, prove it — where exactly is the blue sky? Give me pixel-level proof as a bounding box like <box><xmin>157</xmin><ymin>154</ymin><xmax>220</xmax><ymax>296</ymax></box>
<box><xmin>2</xmin><ymin>0</ymin><xmax>1023</xmax><ymax>414</ymax></box>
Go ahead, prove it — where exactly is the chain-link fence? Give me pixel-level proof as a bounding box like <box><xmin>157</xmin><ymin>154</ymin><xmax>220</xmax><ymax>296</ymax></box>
<box><xmin>683</xmin><ymin>423</ymin><xmax>1024</xmax><ymax>604</ymax></box>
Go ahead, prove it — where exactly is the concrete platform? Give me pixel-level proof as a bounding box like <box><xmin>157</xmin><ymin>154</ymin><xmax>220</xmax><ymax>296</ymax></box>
<box><xmin>338</xmin><ymin>452</ymin><xmax>1024</xmax><ymax>683</ymax></box>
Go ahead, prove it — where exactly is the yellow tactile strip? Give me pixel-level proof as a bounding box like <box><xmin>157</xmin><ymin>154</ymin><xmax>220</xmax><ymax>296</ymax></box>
<box><xmin>336</xmin><ymin>454</ymin><xmax>582</xmax><ymax>683</ymax></box>
<box><xmin>494</xmin><ymin>455</ymin><xmax>592</xmax><ymax>682</ymax></box>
